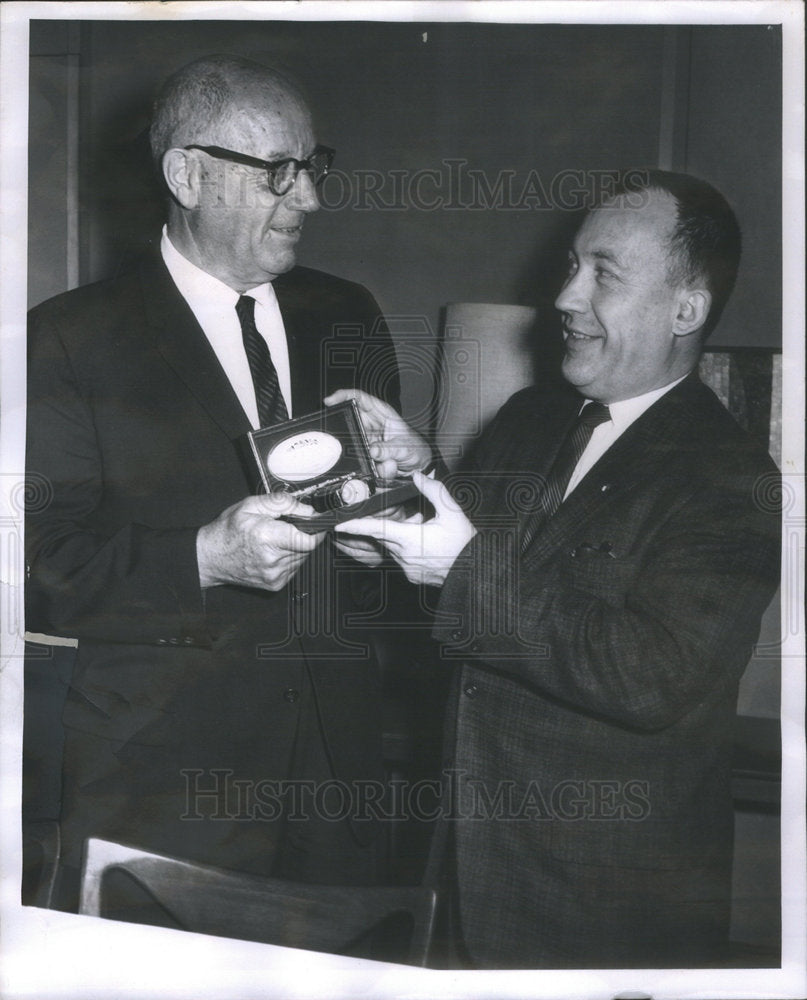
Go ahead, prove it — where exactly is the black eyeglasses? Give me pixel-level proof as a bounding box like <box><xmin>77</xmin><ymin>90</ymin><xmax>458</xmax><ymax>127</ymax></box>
<box><xmin>184</xmin><ymin>144</ymin><xmax>335</xmax><ymax>196</ymax></box>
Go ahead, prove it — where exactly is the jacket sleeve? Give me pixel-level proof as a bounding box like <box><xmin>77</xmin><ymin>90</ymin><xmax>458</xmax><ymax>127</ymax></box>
<box><xmin>433</xmin><ymin>456</ymin><xmax>780</xmax><ymax>732</ymax></box>
<box><xmin>25</xmin><ymin>309</ymin><xmax>211</xmax><ymax>646</ymax></box>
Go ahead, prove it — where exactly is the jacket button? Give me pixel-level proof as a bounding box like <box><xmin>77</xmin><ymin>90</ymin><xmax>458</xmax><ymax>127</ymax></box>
<box><xmin>463</xmin><ymin>684</ymin><xmax>478</xmax><ymax>699</ymax></box>
<box><xmin>451</xmin><ymin>630</ymin><xmax>463</xmax><ymax>641</ymax></box>
<box><xmin>283</xmin><ymin>688</ymin><xmax>300</xmax><ymax>703</ymax></box>
<box><xmin>293</xmin><ymin>591</ymin><xmax>309</xmax><ymax>602</ymax></box>
<box><xmin>157</xmin><ymin>638</ymin><xmax>168</xmax><ymax>645</ymax></box>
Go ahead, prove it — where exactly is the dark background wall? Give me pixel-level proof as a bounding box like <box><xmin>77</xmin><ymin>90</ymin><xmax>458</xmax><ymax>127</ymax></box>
<box><xmin>29</xmin><ymin>18</ymin><xmax>781</xmax><ymax>423</ymax></box>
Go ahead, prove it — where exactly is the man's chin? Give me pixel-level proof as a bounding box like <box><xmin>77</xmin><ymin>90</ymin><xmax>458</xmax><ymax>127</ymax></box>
<box><xmin>561</xmin><ymin>358</ymin><xmax>593</xmax><ymax>388</ymax></box>
<box><xmin>264</xmin><ymin>254</ymin><xmax>297</xmax><ymax>281</ymax></box>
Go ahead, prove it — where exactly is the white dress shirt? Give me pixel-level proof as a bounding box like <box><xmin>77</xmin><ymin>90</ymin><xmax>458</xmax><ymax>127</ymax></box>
<box><xmin>564</xmin><ymin>374</ymin><xmax>689</xmax><ymax>499</ymax></box>
<box><xmin>160</xmin><ymin>228</ymin><xmax>292</xmax><ymax>427</ymax></box>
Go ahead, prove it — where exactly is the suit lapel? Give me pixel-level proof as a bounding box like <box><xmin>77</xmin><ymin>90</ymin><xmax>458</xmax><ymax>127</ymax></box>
<box><xmin>475</xmin><ymin>386</ymin><xmax>581</xmax><ymax>519</ymax></box>
<box><xmin>523</xmin><ymin>375</ymin><xmax>701</xmax><ymax>560</ymax></box>
<box><xmin>522</xmin><ymin>392</ymin><xmax>580</xmax><ymax>477</ymax></box>
<box><xmin>137</xmin><ymin>253</ymin><xmax>253</xmax><ymax>441</ymax></box>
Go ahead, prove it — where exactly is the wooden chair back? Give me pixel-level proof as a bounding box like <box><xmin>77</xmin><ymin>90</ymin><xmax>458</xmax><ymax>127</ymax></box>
<box><xmin>79</xmin><ymin>837</ymin><xmax>437</xmax><ymax>966</ymax></box>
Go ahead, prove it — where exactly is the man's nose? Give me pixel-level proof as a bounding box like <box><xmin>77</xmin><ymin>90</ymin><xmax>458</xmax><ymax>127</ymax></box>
<box><xmin>285</xmin><ymin>169</ymin><xmax>320</xmax><ymax>212</ymax></box>
<box><xmin>554</xmin><ymin>271</ymin><xmax>587</xmax><ymax>314</ymax></box>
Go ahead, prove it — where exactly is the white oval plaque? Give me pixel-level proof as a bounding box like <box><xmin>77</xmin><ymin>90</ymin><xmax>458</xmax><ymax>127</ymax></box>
<box><xmin>267</xmin><ymin>431</ymin><xmax>343</xmax><ymax>482</ymax></box>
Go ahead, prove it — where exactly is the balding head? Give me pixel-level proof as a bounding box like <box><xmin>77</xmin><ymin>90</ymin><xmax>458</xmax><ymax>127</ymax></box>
<box><xmin>149</xmin><ymin>55</ymin><xmax>312</xmax><ymax>171</ymax></box>
<box><xmin>152</xmin><ymin>54</ymin><xmax>321</xmax><ymax>291</ymax></box>
<box><xmin>601</xmin><ymin>170</ymin><xmax>742</xmax><ymax>340</ymax></box>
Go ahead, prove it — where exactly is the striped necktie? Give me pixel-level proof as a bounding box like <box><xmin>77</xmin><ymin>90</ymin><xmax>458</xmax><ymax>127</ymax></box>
<box><xmin>520</xmin><ymin>401</ymin><xmax>611</xmax><ymax>552</ymax></box>
<box><xmin>236</xmin><ymin>294</ymin><xmax>289</xmax><ymax>427</ymax></box>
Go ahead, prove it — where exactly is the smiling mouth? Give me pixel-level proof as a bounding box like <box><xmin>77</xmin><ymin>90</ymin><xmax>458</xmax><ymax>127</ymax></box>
<box><xmin>564</xmin><ymin>328</ymin><xmax>600</xmax><ymax>342</ymax></box>
<box><xmin>272</xmin><ymin>225</ymin><xmax>303</xmax><ymax>235</ymax></box>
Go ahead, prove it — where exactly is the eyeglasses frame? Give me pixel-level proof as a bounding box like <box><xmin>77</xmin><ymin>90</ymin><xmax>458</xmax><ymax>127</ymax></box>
<box><xmin>183</xmin><ymin>143</ymin><xmax>335</xmax><ymax>196</ymax></box>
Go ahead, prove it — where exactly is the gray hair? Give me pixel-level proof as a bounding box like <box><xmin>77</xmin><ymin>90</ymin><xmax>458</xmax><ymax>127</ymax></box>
<box><xmin>149</xmin><ymin>54</ymin><xmax>308</xmax><ymax>171</ymax></box>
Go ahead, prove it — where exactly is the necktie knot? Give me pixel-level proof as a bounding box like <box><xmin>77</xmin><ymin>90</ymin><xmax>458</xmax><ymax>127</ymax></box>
<box><xmin>577</xmin><ymin>401</ymin><xmax>611</xmax><ymax>430</ymax></box>
<box><xmin>236</xmin><ymin>293</ymin><xmax>256</xmax><ymax>327</ymax></box>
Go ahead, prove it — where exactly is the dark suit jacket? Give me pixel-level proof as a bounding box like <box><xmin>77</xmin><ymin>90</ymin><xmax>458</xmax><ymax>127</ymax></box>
<box><xmin>25</xmin><ymin>251</ymin><xmax>401</xmax><ymax>885</ymax></box>
<box><xmin>430</xmin><ymin>375</ymin><xmax>780</xmax><ymax>968</ymax></box>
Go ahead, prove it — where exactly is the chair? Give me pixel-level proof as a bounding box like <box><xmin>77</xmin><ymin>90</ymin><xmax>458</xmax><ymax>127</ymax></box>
<box><xmin>79</xmin><ymin>837</ymin><xmax>437</xmax><ymax>966</ymax></box>
<box><xmin>436</xmin><ymin>302</ymin><xmax>538</xmax><ymax>468</ymax></box>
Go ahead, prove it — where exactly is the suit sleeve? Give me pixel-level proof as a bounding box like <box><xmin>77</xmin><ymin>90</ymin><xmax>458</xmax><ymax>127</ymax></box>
<box><xmin>25</xmin><ymin>310</ymin><xmax>211</xmax><ymax>646</ymax></box>
<box><xmin>433</xmin><ymin>451</ymin><xmax>780</xmax><ymax>732</ymax></box>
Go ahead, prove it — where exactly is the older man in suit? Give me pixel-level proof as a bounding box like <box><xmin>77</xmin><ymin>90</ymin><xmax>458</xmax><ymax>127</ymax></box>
<box><xmin>334</xmin><ymin>170</ymin><xmax>781</xmax><ymax>967</ymax></box>
<box><xmin>26</xmin><ymin>54</ymin><xmax>419</xmax><ymax>916</ymax></box>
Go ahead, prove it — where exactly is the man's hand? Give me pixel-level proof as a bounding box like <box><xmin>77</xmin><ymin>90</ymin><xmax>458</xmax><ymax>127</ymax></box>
<box><xmin>197</xmin><ymin>493</ymin><xmax>324</xmax><ymax>591</ymax></box>
<box><xmin>334</xmin><ymin>503</ymin><xmax>409</xmax><ymax>566</ymax></box>
<box><xmin>323</xmin><ymin>389</ymin><xmax>433</xmax><ymax>481</ymax></box>
<box><xmin>334</xmin><ymin>534</ymin><xmax>386</xmax><ymax>567</ymax></box>
<box><xmin>335</xmin><ymin>471</ymin><xmax>476</xmax><ymax>587</ymax></box>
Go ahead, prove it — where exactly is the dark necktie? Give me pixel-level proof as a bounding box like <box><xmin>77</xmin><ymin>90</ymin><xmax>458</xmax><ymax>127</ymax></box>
<box><xmin>520</xmin><ymin>401</ymin><xmax>611</xmax><ymax>552</ymax></box>
<box><xmin>236</xmin><ymin>294</ymin><xmax>289</xmax><ymax>427</ymax></box>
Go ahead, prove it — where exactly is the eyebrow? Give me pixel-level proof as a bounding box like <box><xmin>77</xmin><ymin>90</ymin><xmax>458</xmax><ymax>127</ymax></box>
<box><xmin>266</xmin><ymin>147</ymin><xmax>318</xmax><ymax>162</ymax></box>
<box><xmin>589</xmin><ymin>249</ymin><xmax>625</xmax><ymax>268</ymax></box>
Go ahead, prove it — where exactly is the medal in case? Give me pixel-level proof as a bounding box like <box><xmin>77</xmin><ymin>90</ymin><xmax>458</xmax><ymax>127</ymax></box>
<box><xmin>247</xmin><ymin>400</ymin><xmax>420</xmax><ymax>531</ymax></box>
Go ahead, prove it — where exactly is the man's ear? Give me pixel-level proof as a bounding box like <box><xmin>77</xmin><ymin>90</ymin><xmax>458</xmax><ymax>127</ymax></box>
<box><xmin>673</xmin><ymin>287</ymin><xmax>712</xmax><ymax>338</ymax></box>
<box><xmin>161</xmin><ymin>148</ymin><xmax>200</xmax><ymax>209</ymax></box>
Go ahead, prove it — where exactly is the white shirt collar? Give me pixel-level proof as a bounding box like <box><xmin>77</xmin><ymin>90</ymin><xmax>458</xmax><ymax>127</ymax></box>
<box><xmin>160</xmin><ymin>227</ymin><xmax>275</xmax><ymax>309</ymax></box>
<box><xmin>587</xmin><ymin>373</ymin><xmax>690</xmax><ymax>430</ymax></box>
<box><xmin>562</xmin><ymin>373</ymin><xmax>691</xmax><ymax>500</ymax></box>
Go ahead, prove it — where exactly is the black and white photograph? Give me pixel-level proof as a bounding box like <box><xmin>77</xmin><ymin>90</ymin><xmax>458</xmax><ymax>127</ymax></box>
<box><xmin>1</xmin><ymin>2</ymin><xmax>804</xmax><ymax>998</ymax></box>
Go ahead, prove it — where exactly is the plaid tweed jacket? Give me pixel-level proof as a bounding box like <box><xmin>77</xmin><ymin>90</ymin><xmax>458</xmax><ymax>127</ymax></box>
<box><xmin>431</xmin><ymin>374</ymin><xmax>780</xmax><ymax>968</ymax></box>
